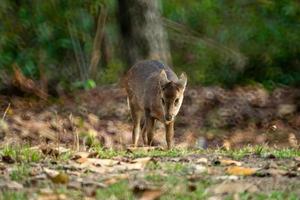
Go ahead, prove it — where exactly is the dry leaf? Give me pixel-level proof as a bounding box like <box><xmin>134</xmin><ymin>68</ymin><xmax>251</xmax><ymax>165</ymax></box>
<box><xmin>87</xmin><ymin>158</ymin><xmax>119</xmax><ymax>166</ymax></box>
<box><xmin>50</xmin><ymin>172</ymin><xmax>69</xmax><ymax>184</ymax></box>
<box><xmin>72</xmin><ymin>151</ymin><xmax>91</xmax><ymax>160</ymax></box>
<box><xmin>103</xmin><ymin>174</ymin><xmax>129</xmax><ymax>185</ymax></box>
<box><xmin>138</xmin><ymin>189</ymin><xmax>162</xmax><ymax>200</ymax></box>
<box><xmin>76</xmin><ymin>157</ymin><xmax>89</xmax><ymax>164</ymax></box>
<box><xmin>133</xmin><ymin>184</ymin><xmax>162</xmax><ymax>200</ymax></box>
<box><xmin>195</xmin><ymin>158</ymin><xmax>208</xmax><ymax>164</ymax></box>
<box><xmin>207</xmin><ymin>182</ymin><xmax>258</xmax><ymax>195</ymax></box>
<box><xmin>44</xmin><ymin>168</ymin><xmax>69</xmax><ymax>184</ymax></box>
<box><xmin>213</xmin><ymin>159</ymin><xmax>242</xmax><ymax>166</ymax></box>
<box><xmin>37</xmin><ymin>194</ymin><xmax>67</xmax><ymax>200</ymax></box>
<box><xmin>226</xmin><ymin>166</ymin><xmax>258</xmax><ymax>176</ymax></box>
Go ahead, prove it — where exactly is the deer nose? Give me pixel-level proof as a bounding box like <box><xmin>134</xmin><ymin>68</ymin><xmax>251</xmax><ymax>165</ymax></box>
<box><xmin>165</xmin><ymin>114</ymin><xmax>173</xmax><ymax>121</ymax></box>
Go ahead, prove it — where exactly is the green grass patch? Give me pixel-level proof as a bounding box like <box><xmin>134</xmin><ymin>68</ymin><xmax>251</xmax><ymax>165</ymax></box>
<box><xmin>0</xmin><ymin>191</ymin><xmax>28</xmax><ymax>200</ymax></box>
<box><xmin>96</xmin><ymin>180</ymin><xmax>134</xmax><ymax>200</ymax></box>
<box><xmin>0</xmin><ymin>145</ymin><xmax>42</xmax><ymax>163</ymax></box>
<box><xmin>10</xmin><ymin>163</ymin><xmax>31</xmax><ymax>181</ymax></box>
<box><xmin>239</xmin><ymin>191</ymin><xmax>299</xmax><ymax>200</ymax></box>
<box><xmin>213</xmin><ymin>145</ymin><xmax>300</xmax><ymax>160</ymax></box>
<box><xmin>92</xmin><ymin>146</ymin><xmax>203</xmax><ymax>159</ymax></box>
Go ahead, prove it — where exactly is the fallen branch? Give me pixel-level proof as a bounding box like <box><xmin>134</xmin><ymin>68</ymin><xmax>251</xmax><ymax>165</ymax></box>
<box><xmin>12</xmin><ymin>64</ymin><xmax>48</xmax><ymax>100</ymax></box>
<box><xmin>1</xmin><ymin>103</ymin><xmax>10</xmax><ymax>121</ymax></box>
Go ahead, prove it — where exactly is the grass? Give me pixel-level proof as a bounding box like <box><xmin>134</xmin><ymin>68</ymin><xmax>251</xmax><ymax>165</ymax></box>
<box><xmin>1</xmin><ymin>145</ymin><xmax>299</xmax><ymax>200</ymax></box>
<box><xmin>92</xmin><ymin>145</ymin><xmax>300</xmax><ymax>160</ymax></box>
<box><xmin>214</xmin><ymin>145</ymin><xmax>300</xmax><ymax>160</ymax></box>
<box><xmin>92</xmin><ymin>146</ymin><xmax>203</xmax><ymax>159</ymax></box>
<box><xmin>10</xmin><ymin>163</ymin><xmax>31</xmax><ymax>181</ymax></box>
<box><xmin>239</xmin><ymin>191</ymin><xmax>299</xmax><ymax>200</ymax></box>
<box><xmin>0</xmin><ymin>145</ymin><xmax>42</xmax><ymax>163</ymax></box>
<box><xmin>0</xmin><ymin>191</ymin><xmax>27</xmax><ymax>200</ymax></box>
<box><xmin>96</xmin><ymin>180</ymin><xmax>134</xmax><ymax>200</ymax></box>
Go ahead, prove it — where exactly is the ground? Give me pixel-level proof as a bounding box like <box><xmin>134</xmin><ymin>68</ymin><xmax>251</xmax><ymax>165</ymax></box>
<box><xmin>0</xmin><ymin>146</ymin><xmax>300</xmax><ymax>200</ymax></box>
<box><xmin>0</xmin><ymin>86</ymin><xmax>300</xmax><ymax>200</ymax></box>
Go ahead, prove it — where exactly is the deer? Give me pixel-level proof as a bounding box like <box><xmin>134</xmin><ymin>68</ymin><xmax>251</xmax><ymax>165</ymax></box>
<box><xmin>123</xmin><ymin>60</ymin><xmax>187</xmax><ymax>149</ymax></box>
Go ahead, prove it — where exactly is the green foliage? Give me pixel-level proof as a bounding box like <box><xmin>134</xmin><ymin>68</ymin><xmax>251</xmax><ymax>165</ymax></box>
<box><xmin>163</xmin><ymin>0</ymin><xmax>300</xmax><ymax>87</ymax></box>
<box><xmin>72</xmin><ymin>79</ymin><xmax>96</xmax><ymax>90</ymax></box>
<box><xmin>96</xmin><ymin>180</ymin><xmax>134</xmax><ymax>200</ymax></box>
<box><xmin>1</xmin><ymin>145</ymin><xmax>42</xmax><ymax>163</ymax></box>
<box><xmin>98</xmin><ymin>60</ymin><xmax>123</xmax><ymax>84</ymax></box>
<box><xmin>215</xmin><ymin>145</ymin><xmax>300</xmax><ymax>160</ymax></box>
<box><xmin>0</xmin><ymin>0</ymin><xmax>299</xmax><ymax>88</ymax></box>
<box><xmin>0</xmin><ymin>191</ymin><xmax>28</xmax><ymax>200</ymax></box>
<box><xmin>10</xmin><ymin>163</ymin><xmax>31</xmax><ymax>181</ymax></box>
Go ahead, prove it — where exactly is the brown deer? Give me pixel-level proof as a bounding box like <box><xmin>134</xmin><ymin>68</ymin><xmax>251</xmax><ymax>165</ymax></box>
<box><xmin>123</xmin><ymin>60</ymin><xmax>187</xmax><ymax>149</ymax></box>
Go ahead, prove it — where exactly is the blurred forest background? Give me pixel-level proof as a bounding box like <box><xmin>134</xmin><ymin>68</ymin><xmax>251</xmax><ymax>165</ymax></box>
<box><xmin>0</xmin><ymin>0</ymin><xmax>300</xmax><ymax>148</ymax></box>
<box><xmin>1</xmin><ymin>0</ymin><xmax>299</xmax><ymax>92</ymax></box>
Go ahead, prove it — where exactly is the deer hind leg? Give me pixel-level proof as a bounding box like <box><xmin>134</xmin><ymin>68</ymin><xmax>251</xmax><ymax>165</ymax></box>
<box><xmin>141</xmin><ymin>123</ymin><xmax>147</xmax><ymax>145</ymax></box>
<box><xmin>144</xmin><ymin>111</ymin><xmax>155</xmax><ymax>146</ymax></box>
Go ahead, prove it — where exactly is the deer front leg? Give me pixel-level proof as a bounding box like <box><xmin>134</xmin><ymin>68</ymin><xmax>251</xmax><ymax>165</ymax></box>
<box><xmin>141</xmin><ymin>123</ymin><xmax>148</xmax><ymax>145</ymax></box>
<box><xmin>129</xmin><ymin>102</ymin><xmax>142</xmax><ymax>147</ymax></box>
<box><xmin>165</xmin><ymin>121</ymin><xmax>174</xmax><ymax>149</ymax></box>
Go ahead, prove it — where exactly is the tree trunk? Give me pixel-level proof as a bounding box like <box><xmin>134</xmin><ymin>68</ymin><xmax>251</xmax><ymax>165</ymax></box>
<box><xmin>118</xmin><ymin>0</ymin><xmax>171</xmax><ymax>67</ymax></box>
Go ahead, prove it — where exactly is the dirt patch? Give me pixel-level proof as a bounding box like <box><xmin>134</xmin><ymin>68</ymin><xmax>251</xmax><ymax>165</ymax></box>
<box><xmin>0</xmin><ymin>85</ymin><xmax>300</xmax><ymax>149</ymax></box>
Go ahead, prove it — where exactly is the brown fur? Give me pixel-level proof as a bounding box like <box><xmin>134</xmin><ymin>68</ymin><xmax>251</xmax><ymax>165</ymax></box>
<box><xmin>123</xmin><ymin>60</ymin><xmax>187</xmax><ymax>149</ymax></box>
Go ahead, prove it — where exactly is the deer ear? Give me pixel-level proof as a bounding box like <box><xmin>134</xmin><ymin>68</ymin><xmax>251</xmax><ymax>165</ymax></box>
<box><xmin>178</xmin><ymin>72</ymin><xmax>187</xmax><ymax>89</ymax></box>
<box><xmin>159</xmin><ymin>70</ymin><xmax>169</xmax><ymax>88</ymax></box>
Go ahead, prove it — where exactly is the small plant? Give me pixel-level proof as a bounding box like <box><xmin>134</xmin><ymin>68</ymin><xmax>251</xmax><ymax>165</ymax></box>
<box><xmin>10</xmin><ymin>164</ymin><xmax>31</xmax><ymax>181</ymax></box>
<box><xmin>0</xmin><ymin>191</ymin><xmax>28</xmax><ymax>200</ymax></box>
<box><xmin>0</xmin><ymin>145</ymin><xmax>42</xmax><ymax>163</ymax></box>
<box><xmin>96</xmin><ymin>180</ymin><xmax>133</xmax><ymax>200</ymax></box>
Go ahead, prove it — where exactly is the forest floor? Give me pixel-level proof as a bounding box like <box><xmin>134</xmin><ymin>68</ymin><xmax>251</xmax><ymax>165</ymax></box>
<box><xmin>0</xmin><ymin>85</ymin><xmax>300</xmax><ymax>199</ymax></box>
<box><xmin>0</xmin><ymin>146</ymin><xmax>299</xmax><ymax>200</ymax></box>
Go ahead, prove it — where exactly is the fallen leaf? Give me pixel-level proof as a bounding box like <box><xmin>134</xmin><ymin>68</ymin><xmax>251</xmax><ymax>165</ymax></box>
<box><xmin>76</xmin><ymin>157</ymin><xmax>89</xmax><ymax>164</ymax></box>
<box><xmin>50</xmin><ymin>172</ymin><xmax>69</xmax><ymax>184</ymax></box>
<box><xmin>44</xmin><ymin>168</ymin><xmax>59</xmax><ymax>177</ymax></box>
<box><xmin>226</xmin><ymin>166</ymin><xmax>258</xmax><ymax>176</ymax></box>
<box><xmin>207</xmin><ymin>182</ymin><xmax>258</xmax><ymax>195</ymax></box>
<box><xmin>195</xmin><ymin>158</ymin><xmax>208</xmax><ymax>164</ymax></box>
<box><xmin>103</xmin><ymin>174</ymin><xmax>129</xmax><ymax>185</ymax></box>
<box><xmin>189</xmin><ymin>164</ymin><xmax>207</xmax><ymax>174</ymax></box>
<box><xmin>138</xmin><ymin>189</ymin><xmax>162</xmax><ymax>200</ymax></box>
<box><xmin>44</xmin><ymin>168</ymin><xmax>69</xmax><ymax>184</ymax></box>
<box><xmin>86</xmin><ymin>158</ymin><xmax>119</xmax><ymax>166</ymax></box>
<box><xmin>40</xmin><ymin>145</ymin><xmax>70</xmax><ymax>157</ymax></box>
<box><xmin>213</xmin><ymin>159</ymin><xmax>242</xmax><ymax>166</ymax></box>
<box><xmin>214</xmin><ymin>175</ymin><xmax>239</xmax><ymax>181</ymax></box>
<box><xmin>37</xmin><ymin>193</ymin><xmax>67</xmax><ymax>200</ymax></box>
<box><xmin>133</xmin><ymin>184</ymin><xmax>162</xmax><ymax>200</ymax></box>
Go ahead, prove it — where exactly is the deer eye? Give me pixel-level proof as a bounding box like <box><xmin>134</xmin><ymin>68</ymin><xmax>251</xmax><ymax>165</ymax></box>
<box><xmin>174</xmin><ymin>98</ymin><xmax>179</xmax><ymax>106</ymax></box>
<box><xmin>161</xmin><ymin>98</ymin><xmax>165</xmax><ymax>105</ymax></box>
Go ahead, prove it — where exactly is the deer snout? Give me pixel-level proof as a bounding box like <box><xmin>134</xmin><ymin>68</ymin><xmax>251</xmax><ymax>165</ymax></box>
<box><xmin>165</xmin><ymin>114</ymin><xmax>174</xmax><ymax>122</ymax></box>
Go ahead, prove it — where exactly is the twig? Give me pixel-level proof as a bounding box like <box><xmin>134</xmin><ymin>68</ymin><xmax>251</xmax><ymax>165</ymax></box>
<box><xmin>2</xmin><ymin>103</ymin><xmax>11</xmax><ymax>121</ymax></box>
